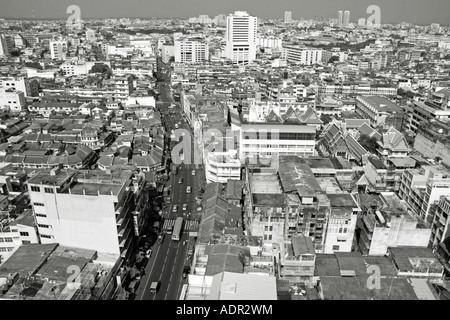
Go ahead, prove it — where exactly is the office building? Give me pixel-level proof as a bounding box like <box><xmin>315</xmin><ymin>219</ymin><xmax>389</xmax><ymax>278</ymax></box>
<box><xmin>282</xmin><ymin>46</ymin><xmax>323</xmax><ymax>65</ymax></box>
<box><xmin>284</xmin><ymin>11</ymin><xmax>292</xmax><ymax>23</ymax></box>
<box><xmin>224</xmin><ymin>11</ymin><xmax>258</xmax><ymax>65</ymax></box>
<box><xmin>174</xmin><ymin>39</ymin><xmax>209</xmax><ymax>63</ymax></box>
<box><xmin>343</xmin><ymin>11</ymin><xmax>350</xmax><ymax>27</ymax></box>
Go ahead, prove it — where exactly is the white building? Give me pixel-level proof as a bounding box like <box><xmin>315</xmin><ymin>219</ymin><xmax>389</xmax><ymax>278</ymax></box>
<box><xmin>50</xmin><ymin>40</ymin><xmax>68</xmax><ymax>60</ymax></box>
<box><xmin>239</xmin><ymin>123</ymin><xmax>316</xmax><ymax>162</ymax></box>
<box><xmin>224</xmin><ymin>11</ymin><xmax>258</xmax><ymax>65</ymax></box>
<box><xmin>61</xmin><ymin>60</ymin><xmax>111</xmax><ymax>76</ymax></box>
<box><xmin>323</xmin><ymin>193</ymin><xmax>360</xmax><ymax>254</ymax></box>
<box><xmin>0</xmin><ymin>210</ymin><xmax>39</xmax><ymax>263</ymax></box>
<box><xmin>27</xmin><ymin>168</ymin><xmax>146</xmax><ymax>261</ymax></box>
<box><xmin>343</xmin><ymin>11</ymin><xmax>350</xmax><ymax>27</ymax></box>
<box><xmin>284</xmin><ymin>11</ymin><xmax>292</xmax><ymax>23</ymax></box>
<box><xmin>0</xmin><ymin>87</ymin><xmax>26</xmax><ymax>113</ymax></box>
<box><xmin>282</xmin><ymin>46</ymin><xmax>323</xmax><ymax>65</ymax></box>
<box><xmin>85</xmin><ymin>29</ymin><xmax>96</xmax><ymax>42</ymax></box>
<box><xmin>0</xmin><ymin>77</ymin><xmax>31</xmax><ymax>97</ymax></box>
<box><xmin>204</xmin><ymin>149</ymin><xmax>242</xmax><ymax>184</ymax></box>
<box><xmin>174</xmin><ymin>39</ymin><xmax>209</xmax><ymax>63</ymax></box>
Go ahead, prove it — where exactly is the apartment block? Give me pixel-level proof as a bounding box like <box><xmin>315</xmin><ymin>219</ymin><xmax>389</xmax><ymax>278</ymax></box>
<box><xmin>27</xmin><ymin>168</ymin><xmax>149</xmax><ymax>261</ymax></box>
<box><xmin>398</xmin><ymin>165</ymin><xmax>450</xmax><ymax>223</ymax></box>
<box><xmin>429</xmin><ymin>196</ymin><xmax>450</xmax><ymax>248</ymax></box>
<box><xmin>358</xmin><ymin>192</ymin><xmax>431</xmax><ymax>256</ymax></box>
<box><xmin>174</xmin><ymin>39</ymin><xmax>209</xmax><ymax>63</ymax></box>
<box><xmin>355</xmin><ymin>96</ymin><xmax>404</xmax><ymax>131</ymax></box>
<box><xmin>0</xmin><ymin>87</ymin><xmax>26</xmax><ymax>113</ymax></box>
<box><xmin>49</xmin><ymin>40</ymin><xmax>67</xmax><ymax>60</ymax></box>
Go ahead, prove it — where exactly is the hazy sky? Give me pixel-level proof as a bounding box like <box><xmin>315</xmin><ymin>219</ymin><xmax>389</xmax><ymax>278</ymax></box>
<box><xmin>0</xmin><ymin>0</ymin><xmax>449</xmax><ymax>24</ymax></box>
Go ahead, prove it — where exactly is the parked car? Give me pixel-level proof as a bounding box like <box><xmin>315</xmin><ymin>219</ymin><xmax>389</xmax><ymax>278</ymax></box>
<box><xmin>182</xmin><ymin>266</ymin><xmax>191</xmax><ymax>278</ymax></box>
<box><xmin>186</xmin><ymin>186</ymin><xmax>191</xmax><ymax>193</ymax></box>
<box><xmin>191</xmin><ymin>170</ymin><xmax>196</xmax><ymax>176</ymax></box>
<box><xmin>157</xmin><ymin>233</ymin><xmax>164</xmax><ymax>245</ymax></box>
<box><xmin>145</xmin><ymin>249</ymin><xmax>152</xmax><ymax>258</ymax></box>
<box><xmin>172</xmin><ymin>204</ymin><xmax>178</xmax><ymax>212</ymax></box>
<box><xmin>182</xmin><ymin>204</ymin><xmax>188</xmax><ymax>211</ymax></box>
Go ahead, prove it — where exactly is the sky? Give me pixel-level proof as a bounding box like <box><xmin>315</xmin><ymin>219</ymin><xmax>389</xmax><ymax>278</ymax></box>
<box><xmin>0</xmin><ymin>0</ymin><xmax>449</xmax><ymax>25</ymax></box>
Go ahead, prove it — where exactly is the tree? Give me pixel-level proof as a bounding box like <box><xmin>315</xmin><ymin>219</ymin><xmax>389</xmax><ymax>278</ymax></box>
<box><xmin>25</xmin><ymin>62</ymin><xmax>42</xmax><ymax>70</ymax></box>
<box><xmin>358</xmin><ymin>134</ymin><xmax>379</xmax><ymax>154</ymax></box>
<box><xmin>320</xmin><ymin>114</ymin><xmax>332</xmax><ymax>125</ymax></box>
<box><xmin>89</xmin><ymin>63</ymin><xmax>110</xmax><ymax>75</ymax></box>
<box><xmin>328</xmin><ymin>56</ymin><xmax>340</xmax><ymax>64</ymax></box>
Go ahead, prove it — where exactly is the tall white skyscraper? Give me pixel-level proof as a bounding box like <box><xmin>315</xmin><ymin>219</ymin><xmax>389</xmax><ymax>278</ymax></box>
<box><xmin>344</xmin><ymin>11</ymin><xmax>350</xmax><ymax>27</ymax></box>
<box><xmin>225</xmin><ymin>11</ymin><xmax>258</xmax><ymax>65</ymax></box>
<box><xmin>284</xmin><ymin>11</ymin><xmax>292</xmax><ymax>23</ymax></box>
<box><xmin>337</xmin><ymin>11</ymin><xmax>343</xmax><ymax>26</ymax></box>
<box><xmin>175</xmin><ymin>39</ymin><xmax>209</xmax><ymax>63</ymax></box>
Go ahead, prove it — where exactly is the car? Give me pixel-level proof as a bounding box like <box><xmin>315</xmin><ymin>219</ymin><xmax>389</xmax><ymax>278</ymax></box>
<box><xmin>149</xmin><ymin>281</ymin><xmax>160</xmax><ymax>294</ymax></box>
<box><xmin>145</xmin><ymin>249</ymin><xmax>152</xmax><ymax>258</ymax></box>
<box><xmin>182</xmin><ymin>204</ymin><xmax>188</xmax><ymax>211</ymax></box>
<box><xmin>191</xmin><ymin>170</ymin><xmax>196</xmax><ymax>176</ymax></box>
<box><xmin>181</xmin><ymin>131</ymin><xmax>186</xmax><ymax>136</ymax></box>
<box><xmin>156</xmin><ymin>233</ymin><xmax>164</xmax><ymax>245</ymax></box>
<box><xmin>172</xmin><ymin>204</ymin><xmax>178</xmax><ymax>212</ymax></box>
<box><xmin>166</xmin><ymin>197</ymin><xmax>171</xmax><ymax>204</ymax></box>
<box><xmin>178</xmin><ymin>178</ymin><xmax>183</xmax><ymax>184</ymax></box>
<box><xmin>182</xmin><ymin>266</ymin><xmax>191</xmax><ymax>278</ymax></box>
<box><xmin>186</xmin><ymin>186</ymin><xmax>191</xmax><ymax>193</ymax></box>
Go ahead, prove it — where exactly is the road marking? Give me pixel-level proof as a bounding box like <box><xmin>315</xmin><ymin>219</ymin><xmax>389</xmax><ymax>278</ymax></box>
<box><xmin>139</xmin><ymin>242</ymin><xmax>161</xmax><ymax>300</ymax></box>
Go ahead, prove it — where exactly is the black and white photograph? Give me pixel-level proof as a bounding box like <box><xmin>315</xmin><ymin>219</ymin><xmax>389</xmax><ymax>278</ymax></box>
<box><xmin>0</xmin><ymin>0</ymin><xmax>449</xmax><ymax>307</ymax></box>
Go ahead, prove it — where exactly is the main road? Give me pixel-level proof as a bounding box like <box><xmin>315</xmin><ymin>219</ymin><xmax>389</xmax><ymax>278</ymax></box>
<box><xmin>137</xmin><ymin>57</ymin><xmax>203</xmax><ymax>300</ymax></box>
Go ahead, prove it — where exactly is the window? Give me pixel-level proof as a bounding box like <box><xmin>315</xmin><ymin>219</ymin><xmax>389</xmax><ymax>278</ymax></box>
<box><xmin>36</xmin><ymin>213</ymin><xmax>47</xmax><ymax>218</ymax></box>
<box><xmin>20</xmin><ymin>232</ymin><xmax>29</xmax><ymax>237</ymax></box>
<box><xmin>264</xmin><ymin>235</ymin><xmax>267</xmax><ymax>240</ymax></box>
<box><xmin>0</xmin><ymin>248</ymin><xmax>6</xmax><ymax>252</ymax></box>
<box><xmin>4</xmin><ymin>238</ymin><xmax>13</xmax><ymax>242</ymax></box>
<box><xmin>31</xmin><ymin>186</ymin><xmax>40</xmax><ymax>192</ymax></box>
<box><xmin>344</xmin><ymin>228</ymin><xmax>347</xmax><ymax>233</ymax></box>
<box><xmin>33</xmin><ymin>203</ymin><xmax>44</xmax><ymax>207</ymax></box>
<box><xmin>0</xmin><ymin>238</ymin><xmax>3</xmax><ymax>242</ymax></box>
<box><xmin>264</xmin><ymin>226</ymin><xmax>268</xmax><ymax>231</ymax></box>
<box><xmin>22</xmin><ymin>240</ymin><xmax>31</xmax><ymax>244</ymax></box>
<box><xmin>40</xmin><ymin>234</ymin><xmax>52</xmax><ymax>239</ymax></box>
<box><xmin>268</xmin><ymin>235</ymin><xmax>272</xmax><ymax>241</ymax></box>
<box><xmin>38</xmin><ymin>224</ymin><xmax>49</xmax><ymax>229</ymax></box>
<box><xmin>269</xmin><ymin>226</ymin><xmax>273</xmax><ymax>232</ymax></box>
<box><xmin>332</xmin><ymin>245</ymin><xmax>340</xmax><ymax>251</ymax></box>
<box><xmin>339</xmin><ymin>228</ymin><xmax>343</xmax><ymax>233</ymax></box>
<box><xmin>44</xmin><ymin>187</ymin><xmax>53</xmax><ymax>193</ymax></box>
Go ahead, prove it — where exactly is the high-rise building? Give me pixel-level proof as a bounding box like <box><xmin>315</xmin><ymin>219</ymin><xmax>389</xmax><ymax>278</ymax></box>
<box><xmin>343</xmin><ymin>11</ymin><xmax>350</xmax><ymax>27</ymax></box>
<box><xmin>174</xmin><ymin>39</ymin><xmax>209</xmax><ymax>63</ymax></box>
<box><xmin>225</xmin><ymin>11</ymin><xmax>258</xmax><ymax>65</ymax></box>
<box><xmin>27</xmin><ymin>168</ymin><xmax>149</xmax><ymax>261</ymax></box>
<box><xmin>284</xmin><ymin>11</ymin><xmax>292</xmax><ymax>23</ymax></box>
<box><xmin>0</xmin><ymin>34</ymin><xmax>9</xmax><ymax>56</ymax></box>
<box><xmin>50</xmin><ymin>40</ymin><xmax>68</xmax><ymax>60</ymax></box>
<box><xmin>337</xmin><ymin>11</ymin><xmax>343</xmax><ymax>26</ymax></box>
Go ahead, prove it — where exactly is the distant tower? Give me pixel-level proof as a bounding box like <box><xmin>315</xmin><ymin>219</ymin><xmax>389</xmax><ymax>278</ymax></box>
<box><xmin>338</xmin><ymin>11</ymin><xmax>343</xmax><ymax>26</ymax></box>
<box><xmin>284</xmin><ymin>11</ymin><xmax>292</xmax><ymax>23</ymax></box>
<box><xmin>344</xmin><ymin>11</ymin><xmax>350</xmax><ymax>27</ymax></box>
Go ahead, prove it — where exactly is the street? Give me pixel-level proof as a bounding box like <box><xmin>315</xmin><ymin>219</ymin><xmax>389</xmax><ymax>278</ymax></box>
<box><xmin>137</xmin><ymin>58</ymin><xmax>203</xmax><ymax>300</ymax></box>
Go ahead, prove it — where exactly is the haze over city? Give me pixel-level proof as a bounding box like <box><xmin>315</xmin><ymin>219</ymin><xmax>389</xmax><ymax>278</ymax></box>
<box><xmin>0</xmin><ymin>0</ymin><xmax>449</xmax><ymax>25</ymax></box>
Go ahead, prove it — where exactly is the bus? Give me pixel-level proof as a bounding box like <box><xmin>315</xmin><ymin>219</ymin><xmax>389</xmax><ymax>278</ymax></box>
<box><xmin>172</xmin><ymin>217</ymin><xmax>184</xmax><ymax>241</ymax></box>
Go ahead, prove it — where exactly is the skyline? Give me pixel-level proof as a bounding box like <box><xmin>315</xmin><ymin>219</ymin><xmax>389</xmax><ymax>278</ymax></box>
<box><xmin>0</xmin><ymin>0</ymin><xmax>449</xmax><ymax>25</ymax></box>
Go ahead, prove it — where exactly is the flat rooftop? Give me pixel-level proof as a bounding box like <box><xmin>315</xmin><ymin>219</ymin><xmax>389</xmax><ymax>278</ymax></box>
<box><xmin>0</xmin><ymin>243</ymin><xmax>58</xmax><ymax>277</ymax></box>
<box><xmin>250</xmin><ymin>174</ymin><xmax>282</xmax><ymax>194</ymax></box>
